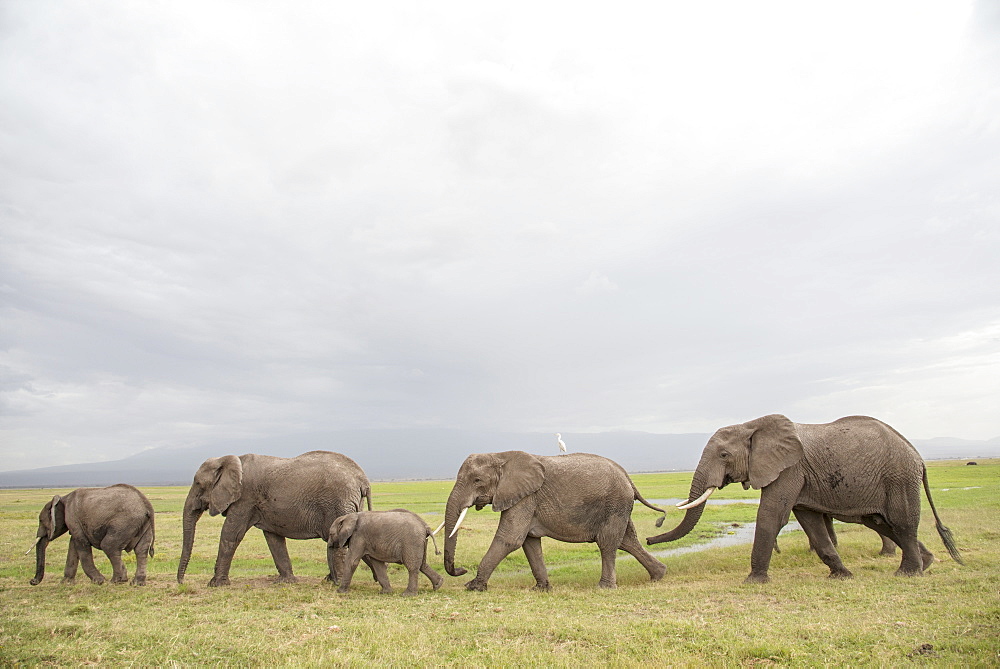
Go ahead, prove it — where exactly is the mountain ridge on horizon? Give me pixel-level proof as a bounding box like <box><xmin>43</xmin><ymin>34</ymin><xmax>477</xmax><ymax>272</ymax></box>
<box><xmin>1</xmin><ymin>428</ymin><xmax>997</xmax><ymax>488</ymax></box>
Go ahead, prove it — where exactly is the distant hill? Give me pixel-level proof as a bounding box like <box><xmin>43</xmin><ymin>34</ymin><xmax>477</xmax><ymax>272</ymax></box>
<box><xmin>0</xmin><ymin>430</ymin><xmax>995</xmax><ymax>489</ymax></box>
<box><xmin>0</xmin><ymin>429</ymin><xmax>710</xmax><ymax>488</ymax></box>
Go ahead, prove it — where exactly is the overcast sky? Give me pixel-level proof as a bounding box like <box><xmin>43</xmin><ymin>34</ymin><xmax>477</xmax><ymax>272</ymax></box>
<box><xmin>2</xmin><ymin>1</ymin><xmax>999</xmax><ymax>472</ymax></box>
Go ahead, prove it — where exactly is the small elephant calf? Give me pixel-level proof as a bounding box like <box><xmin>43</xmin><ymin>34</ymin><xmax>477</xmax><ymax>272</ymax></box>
<box><xmin>329</xmin><ymin>509</ymin><xmax>443</xmax><ymax>595</ymax></box>
<box><xmin>30</xmin><ymin>484</ymin><xmax>155</xmax><ymax>586</ymax></box>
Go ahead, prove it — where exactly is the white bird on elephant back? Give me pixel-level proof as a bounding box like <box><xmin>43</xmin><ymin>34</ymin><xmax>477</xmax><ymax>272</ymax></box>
<box><xmin>556</xmin><ymin>433</ymin><xmax>567</xmax><ymax>454</ymax></box>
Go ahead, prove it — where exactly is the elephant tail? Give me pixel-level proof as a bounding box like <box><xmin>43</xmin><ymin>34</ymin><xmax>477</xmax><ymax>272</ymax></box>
<box><xmin>923</xmin><ymin>465</ymin><xmax>963</xmax><ymax>565</ymax></box>
<box><xmin>632</xmin><ymin>482</ymin><xmax>668</xmax><ymax>528</ymax></box>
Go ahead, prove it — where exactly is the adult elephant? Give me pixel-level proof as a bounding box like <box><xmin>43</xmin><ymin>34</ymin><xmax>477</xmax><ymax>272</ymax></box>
<box><xmin>647</xmin><ymin>415</ymin><xmax>962</xmax><ymax>583</ymax></box>
<box><xmin>443</xmin><ymin>451</ymin><xmax>667</xmax><ymax>591</ymax></box>
<box><xmin>177</xmin><ymin>450</ymin><xmax>371</xmax><ymax>586</ymax></box>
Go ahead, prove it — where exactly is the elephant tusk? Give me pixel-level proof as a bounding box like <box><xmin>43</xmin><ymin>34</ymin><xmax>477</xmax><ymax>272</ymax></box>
<box><xmin>449</xmin><ymin>507</ymin><xmax>469</xmax><ymax>538</ymax></box>
<box><xmin>25</xmin><ymin>537</ymin><xmax>40</xmax><ymax>555</ymax></box>
<box><xmin>431</xmin><ymin>521</ymin><xmax>445</xmax><ymax>536</ymax></box>
<box><xmin>676</xmin><ymin>487</ymin><xmax>717</xmax><ymax>510</ymax></box>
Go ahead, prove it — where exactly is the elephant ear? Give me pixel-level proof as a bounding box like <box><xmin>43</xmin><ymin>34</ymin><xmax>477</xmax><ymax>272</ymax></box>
<box><xmin>47</xmin><ymin>495</ymin><xmax>64</xmax><ymax>541</ymax></box>
<box><xmin>330</xmin><ymin>513</ymin><xmax>358</xmax><ymax>548</ymax></box>
<box><xmin>208</xmin><ymin>455</ymin><xmax>243</xmax><ymax>516</ymax></box>
<box><xmin>493</xmin><ymin>451</ymin><xmax>546</xmax><ymax>512</ymax></box>
<box><xmin>747</xmin><ymin>414</ymin><xmax>804</xmax><ymax>489</ymax></box>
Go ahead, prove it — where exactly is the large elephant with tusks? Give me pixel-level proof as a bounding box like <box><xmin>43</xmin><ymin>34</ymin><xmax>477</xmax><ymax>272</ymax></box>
<box><xmin>647</xmin><ymin>415</ymin><xmax>962</xmax><ymax>583</ymax></box>
<box><xmin>443</xmin><ymin>451</ymin><xmax>667</xmax><ymax>591</ymax></box>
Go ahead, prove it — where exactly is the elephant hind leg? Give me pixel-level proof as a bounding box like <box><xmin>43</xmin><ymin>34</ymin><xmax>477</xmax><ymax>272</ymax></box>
<box><xmin>795</xmin><ymin>509</ymin><xmax>852</xmax><ymax>579</ymax></box>
<box><xmin>860</xmin><ymin>517</ymin><xmax>922</xmax><ymax>576</ymax></box>
<box><xmin>619</xmin><ymin>522</ymin><xmax>666</xmax><ymax>582</ymax></box>
<box><xmin>420</xmin><ymin>561</ymin><xmax>444</xmax><ymax>591</ymax></box>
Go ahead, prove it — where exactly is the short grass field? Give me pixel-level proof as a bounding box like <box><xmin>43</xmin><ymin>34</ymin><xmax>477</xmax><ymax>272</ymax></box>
<box><xmin>1</xmin><ymin>460</ymin><xmax>997</xmax><ymax>667</ymax></box>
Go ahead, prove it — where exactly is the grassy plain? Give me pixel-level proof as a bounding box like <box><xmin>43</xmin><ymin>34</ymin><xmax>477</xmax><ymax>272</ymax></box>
<box><xmin>0</xmin><ymin>461</ymin><xmax>997</xmax><ymax>667</ymax></box>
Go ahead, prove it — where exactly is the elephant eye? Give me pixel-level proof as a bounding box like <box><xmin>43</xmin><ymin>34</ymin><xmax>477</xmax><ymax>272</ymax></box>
<box><xmin>720</xmin><ymin>452</ymin><xmax>730</xmax><ymax>459</ymax></box>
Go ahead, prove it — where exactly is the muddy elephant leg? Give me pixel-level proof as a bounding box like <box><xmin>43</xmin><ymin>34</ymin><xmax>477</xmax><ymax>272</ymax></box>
<box><xmin>62</xmin><ymin>541</ymin><xmax>80</xmax><ymax>584</ymax></box>
<box><xmin>76</xmin><ymin>541</ymin><xmax>106</xmax><ymax>585</ymax></box>
<box><xmin>795</xmin><ymin>509</ymin><xmax>852</xmax><ymax>579</ymax></box>
<box><xmin>521</xmin><ymin>535</ymin><xmax>550</xmax><ymax>591</ymax></box>
<box><xmin>209</xmin><ymin>519</ymin><xmax>250</xmax><ymax>586</ymax></box>
<box><xmin>619</xmin><ymin>521</ymin><xmax>667</xmax><ymax>582</ymax></box>
<box><xmin>747</xmin><ymin>493</ymin><xmax>796</xmax><ymax>584</ymax></box>
<box><xmin>262</xmin><ymin>531</ymin><xmax>297</xmax><ymax>584</ymax></box>
<box><xmin>466</xmin><ymin>508</ymin><xmax>532</xmax><ymax>592</ymax></box>
<box><xmin>420</xmin><ymin>561</ymin><xmax>443</xmax><ymax>591</ymax></box>
<box><xmin>103</xmin><ymin>545</ymin><xmax>128</xmax><ymax>584</ymax></box>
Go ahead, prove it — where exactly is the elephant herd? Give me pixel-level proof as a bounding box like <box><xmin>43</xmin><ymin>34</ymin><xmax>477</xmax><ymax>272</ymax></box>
<box><xmin>27</xmin><ymin>414</ymin><xmax>963</xmax><ymax>592</ymax></box>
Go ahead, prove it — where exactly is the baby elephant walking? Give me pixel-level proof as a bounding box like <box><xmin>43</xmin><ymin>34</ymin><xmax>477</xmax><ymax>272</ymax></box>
<box><xmin>29</xmin><ymin>484</ymin><xmax>155</xmax><ymax>586</ymax></box>
<box><xmin>329</xmin><ymin>509</ymin><xmax>443</xmax><ymax>595</ymax></box>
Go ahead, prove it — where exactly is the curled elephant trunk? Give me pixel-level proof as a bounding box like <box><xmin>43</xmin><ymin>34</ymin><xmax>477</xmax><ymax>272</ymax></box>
<box><xmin>647</xmin><ymin>481</ymin><xmax>711</xmax><ymax>545</ymax></box>
<box><xmin>177</xmin><ymin>493</ymin><xmax>204</xmax><ymax>584</ymax></box>
<box><xmin>443</xmin><ymin>487</ymin><xmax>469</xmax><ymax>577</ymax></box>
<box><xmin>30</xmin><ymin>536</ymin><xmax>47</xmax><ymax>585</ymax></box>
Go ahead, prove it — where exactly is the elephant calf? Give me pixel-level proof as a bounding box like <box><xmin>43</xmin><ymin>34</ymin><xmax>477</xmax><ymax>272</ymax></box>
<box><xmin>30</xmin><ymin>484</ymin><xmax>155</xmax><ymax>586</ymax></box>
<box><xmin>329</xmin><ymin>509</ymin><xmax>443</xmax><ymax>595</ymax></box>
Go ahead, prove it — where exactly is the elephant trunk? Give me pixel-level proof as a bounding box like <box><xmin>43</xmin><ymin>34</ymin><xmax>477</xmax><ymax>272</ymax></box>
<box><xmin>30</xmin><ymin>537</ymin><xmax>47</xmax><ymax>585</ymax></box>
<box><xmin>177</xmin><ymin>491</ymin><xmax>204</xmax><ymax>584</ymax></box>
<box><xmin>647</xmin><ymin>477</ymin><xmax>710</xmax><ymax>544</ymax></box>
<box><xmin>443</xmin><ymin>486</ymin><xmax>470</xmax><ymax>577</ymax></box>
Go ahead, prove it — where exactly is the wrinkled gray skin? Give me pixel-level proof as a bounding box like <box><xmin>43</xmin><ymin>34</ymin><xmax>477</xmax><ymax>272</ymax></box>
<box><xmin>648</xmin><ymin>415</ymin><xmax>962</xmax><ymax>583</ymax></box>
<box><xmin>444</xmin><ymin>451</ymin><xmax>667</xmax><ymax>591</ymax></box>
<box><xmin>177</xmin><ymin>450</ymin><xmax>371</xmax><ymax>586</ymax></box>
<box><xmin>30</xmin><ymin>484</ymin><xmax>155</xmax><ymax>586</ymax></box>
<box><xmin>330</xmin><ymin>509</ymin><xmax>443</xmax><ymax>595</ymax></box>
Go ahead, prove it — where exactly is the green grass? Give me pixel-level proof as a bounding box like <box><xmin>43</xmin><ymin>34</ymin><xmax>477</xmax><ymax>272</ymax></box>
<box><xmin>1</xmin><ymin>461</ymin><xmax>997</xmax><ymax>666</ymax></box>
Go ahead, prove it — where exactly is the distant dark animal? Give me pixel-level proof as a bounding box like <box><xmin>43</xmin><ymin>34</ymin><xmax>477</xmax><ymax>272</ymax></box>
<box><xmin>30</xmin><ymin>484</ymin><xmax>155</xmax><ymax>585</ymax></box>
<box><xmin>966</xmin><ymin>461</ymin><xmax>978</xmax><ymax>466</ymax></box>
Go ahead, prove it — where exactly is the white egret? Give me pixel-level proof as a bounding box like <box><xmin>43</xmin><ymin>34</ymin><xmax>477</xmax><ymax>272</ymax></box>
<box><xmin>556</xmin><ymin>433</ymin><xmax>567</xmax><ymax>454</ymax></box>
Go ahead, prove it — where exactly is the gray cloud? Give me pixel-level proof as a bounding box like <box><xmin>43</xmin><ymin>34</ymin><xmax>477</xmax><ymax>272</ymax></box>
<box><xmin>2</xmin><ymin>2</ymin><xmax>998</xmax><ymax>471</ymax></box>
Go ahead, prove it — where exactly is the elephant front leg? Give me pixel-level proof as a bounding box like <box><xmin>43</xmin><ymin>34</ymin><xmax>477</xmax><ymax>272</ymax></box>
<box><xmin>336</xmin><ymin>551</ymin><xmax>364</xmax><ymax>594</ymax></box>
<box><xmin>263</xmin><ymin>531</ymin><xmax>297</xmax><ymax>584</ymax></box>
<box><xmin>62</xmin><ymin>541</ymin><xmax>80</xmax><ymax>584</ymax></box>
<box><xmin>746</xmin><ymin>492</ymin><xmax>797</xmax><ymax>584</ymax></box>
<box><xmin>466</xmin><ymin>509</ymin><xmax>532</xmax><ymax>592</ymax></box>
<box><xmin>521</xmin><ymin>536</ymin><xmax>550</xmax><ymax>591</ymax></box>
<box><xmin>76</xmin><ymin>541</ymin><xmax>106</xmax><ymax>585</ymax></box>
<box><xmin>794</xmin><ymin>509</ymin><xmax>852</xmax><ymax>579</ymax></box>
<box><xmin>209</xmin><ymin>520</ymin><xmax>250</xmax><ymax>587</ymax></box>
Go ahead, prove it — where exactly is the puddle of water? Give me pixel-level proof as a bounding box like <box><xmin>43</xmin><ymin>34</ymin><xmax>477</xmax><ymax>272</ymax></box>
<box><xmin>649</xmin><ymin>521</ymin><xmax>801</xmax><ymax>558</ymax></box>
<box><xmin>649</xmin><ymin>498</ymin><xmax>760</xmax><ymax>506</ymax></box>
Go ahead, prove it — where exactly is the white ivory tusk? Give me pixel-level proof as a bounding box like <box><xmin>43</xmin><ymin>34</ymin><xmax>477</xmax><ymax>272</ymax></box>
<box><xmin>431</xmin><ymin>521</ymin><xmax>445</xmax><ymax>536</ymax></box>
<box><xmin>449</xmin><ymin>507</ymin><xmax>469</xmax><ymax>538</ymax></box>
<box><xmin>676</xmin><ymin>487</ymin><xmax>717</xmax><ymax>510</ymax></box>
<box><xmin>25</xmin><ymin>537</ymin><xmax>40</xmax><ymax>555</ymax></box>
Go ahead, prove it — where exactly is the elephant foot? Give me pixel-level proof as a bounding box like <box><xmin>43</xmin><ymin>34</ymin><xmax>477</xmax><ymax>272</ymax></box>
<box><xmin>649</xmin><ymin>562</ymin><xmax>667</xmax><ymax>581</ymax></box>
<box><xmin>380</xmin><ymin>588</ymin><xmax>393</xmax><ymax>595</ymax></box>
<box><xmin>131</xmin><ymin>577</ymin><xmax>147</xmax><ymax>586</ymax></box>
<box><xmin>828</xmin><ymin>569</ymin><xmax>853</xmax><ymax>580</ymax></box>
<box><xmin>744</xmin><ymin>572</ymin><xmax>770</xmax><ymax>584</ymax></box>
<box><xmin>465</xmin><ymin>578</ymin><xmax>488</xmax><ymax>592</ymax></box>
<box><xmin>208</xmin><ymin>576</ymin><xmax>231</xmax><ymax>587</ymax></box>
<box><xmin>274</xmin><ymin>575</ymin><xmax>298</xmax><ymax>584</ymax></box>
<box><xmin>29</xmin><ymin>578</ymin><xmax>41</xmax><ymax>586</ymax></box>
<box><xmin>431</xmin><ymin>578</ymin><xmax>444</xmax><ymax>591</ymax></box>
<box><xmin>401</xmin><ymin>590</ymin><xmax>418</xmax><ymax>597</ymax></box>
<box><xmin>61</xmin><ymin>577</ymin><xmax>76</xmax><ymax>585</ymax></box>
<box><xmin>111</xmin><ymin>576</ymin><xmax>128</xmax><ymax>585</ymax></box>
<box><xmin>532</xmin><ymin>582</ymin><xmax>551</xmax><ymax>592</ymax></box>
<box><xmin>90</xmin><ymin>577</ymin><xmax>106</xmax><ymax>586</ymax></box>
<box><xmin>598</xmin><ymin>581</ymin><xmax>617</xmax><ymax>589</ymax></box>
<box><xmin>894</xmin><ymin>568</ymin><xmax>923</xmax><ymax>577</ymax></box>
<box><xmin>336</xmin><ymin>586</ymin><xmax>349</xmax><ymax>594</ymax></box>
<box><xmin>324</xmin><ymin>573</ymin><xmax>339</xmax><ymax>585</ymax></box>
